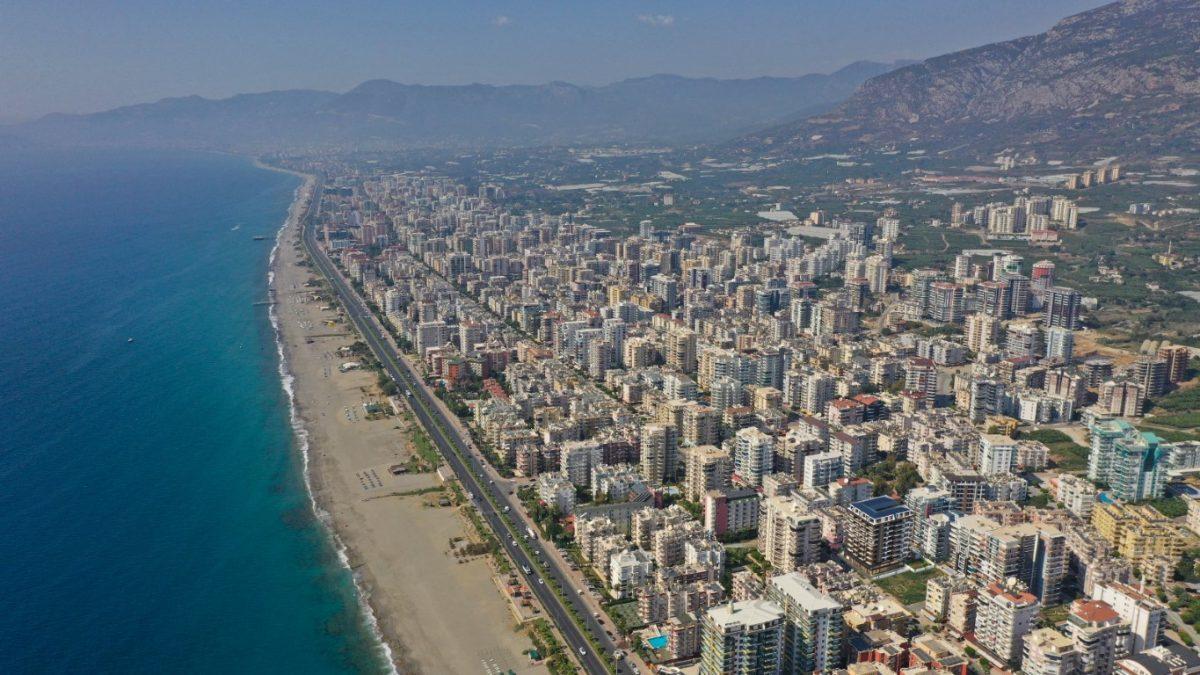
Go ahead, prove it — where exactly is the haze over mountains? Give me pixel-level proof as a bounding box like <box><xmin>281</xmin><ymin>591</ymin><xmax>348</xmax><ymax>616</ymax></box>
<box><xmin>9</xmin><ymin>0</ymin><xmax>1197</xmax><ymax>158</ymax></box>
<box><xmin>8</xmin><ymin>62</ymin><xmax>904</xmax><ymax>151</ymax></box>
<box><xmin>738</xmin><ymin>0</ymin><xmax>1200</xmax><ymax>157</ymax></box>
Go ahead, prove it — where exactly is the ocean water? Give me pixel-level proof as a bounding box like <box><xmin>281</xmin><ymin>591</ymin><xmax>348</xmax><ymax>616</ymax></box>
<box><xmin>0</xmin><ymin>148</ymin><xmax>387</xmax><ymax>674</ymax></box>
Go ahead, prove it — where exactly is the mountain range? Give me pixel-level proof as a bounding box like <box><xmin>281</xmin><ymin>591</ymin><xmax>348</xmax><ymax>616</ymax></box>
<box><xmin>736</xmin><ymin>0</ymin><xmax>1200</xmax><ymax>158</ymax></box>
<box><xmin>7</xmin><ymin>62</ymin><xmax>903</xmax><ymax>151</ymax></box>
<box><xmin>11</xmin><ymin>0</ymin><xmax>1198</xmax><ymax>158</ymax></box>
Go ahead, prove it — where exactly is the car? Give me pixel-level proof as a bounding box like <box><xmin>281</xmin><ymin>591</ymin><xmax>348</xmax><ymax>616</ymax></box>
<box><xmin>502</xmin><ymin>506</ymin><xmax>510</xmax><ymax>513</ymax></box>
<box><xmin>536</xmin><ymin>577</ymin><xmax>543</xmax><ymax>585</ymax></box>
<box><xmin>579</xmin><ymin>648</ymin><xmax>587</xmax><ymax>656</ymax></box>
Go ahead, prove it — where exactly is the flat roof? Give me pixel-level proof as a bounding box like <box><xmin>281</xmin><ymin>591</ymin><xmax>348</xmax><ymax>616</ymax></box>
<box><xmin>851</xmin><ymin>496</ymin><xmax>912</xmax><ymax>521</ymax></box>
<box><xmin>706</xmin><ymin>599</ymin><xmax>784</xmax><ymax>628</ymax></box>
<box><xmin>769</xmin><ymin>572</ymin><xmax>841</xmax><ymax>611</ymax></box>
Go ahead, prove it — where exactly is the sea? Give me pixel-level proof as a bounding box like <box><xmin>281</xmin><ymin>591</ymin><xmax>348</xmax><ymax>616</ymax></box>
<box><xmin>0</xmin><ymin>147</ymin><xmax>389</xmax><ymax>674</ymax></box>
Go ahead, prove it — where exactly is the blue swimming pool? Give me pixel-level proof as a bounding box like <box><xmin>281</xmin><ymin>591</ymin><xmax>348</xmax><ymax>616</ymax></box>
<box><xmin>647</xmin><ymin>635</ymin><xmax>668</xmax><ymax>650</ymax></box>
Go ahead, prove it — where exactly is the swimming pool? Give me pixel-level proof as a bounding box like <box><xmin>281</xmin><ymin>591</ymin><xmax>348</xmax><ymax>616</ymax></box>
<box><xmin>646</xmin><ymin>634</ymin><xmax>668</xmax><ymax>650</ymax></box>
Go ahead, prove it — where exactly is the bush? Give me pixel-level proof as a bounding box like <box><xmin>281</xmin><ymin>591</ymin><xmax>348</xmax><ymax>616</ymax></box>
<box><xmin>1148</xmin><ymin>496</ymin><xmax>1188</xmax><ymax>518</ymax></box>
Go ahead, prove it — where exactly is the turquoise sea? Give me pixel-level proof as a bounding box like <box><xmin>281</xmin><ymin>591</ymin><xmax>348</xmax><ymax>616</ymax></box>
<box><xmin>0</xmin><ymin>148</ymin><xmax>388</xmax><ymax>673</ymax></box>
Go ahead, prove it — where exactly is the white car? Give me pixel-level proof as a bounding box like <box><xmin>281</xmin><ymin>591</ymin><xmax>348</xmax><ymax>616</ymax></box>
<box><xmin>536</xmin><ymin>577</ymin><xmax>543</xmax><ymax>585</ymax></box>
<box><xmin>579</xmin><ymin>648</ymin><xmax>587</xmax><ymax>656</ymax></box>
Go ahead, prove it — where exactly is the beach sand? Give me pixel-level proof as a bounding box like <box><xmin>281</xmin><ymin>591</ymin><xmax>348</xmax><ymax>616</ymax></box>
<box><xmin>271</xmin><ymin>177</ymin><xmax>544</xmax><ymax>674</ymax></box>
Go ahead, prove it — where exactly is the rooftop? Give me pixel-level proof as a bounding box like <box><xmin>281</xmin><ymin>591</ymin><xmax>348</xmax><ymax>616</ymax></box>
<box><xmin>850</xmin><ymin>496</ymin><xmax>912</xmax><ymax>522</ymax></box>
<box><xmin>769</xmin><ymin>572</ymin><xmax>842</xmax><ymax>611</ymax></box>
<box><xmin>706</xmin><ymin>598</ymin><xmax>784</xmax><ymax>629</ymax></box>
<box><xmin>1071</xmin><ymin>599</ymin><xmax>1120</xmax><ymax>624</ymax></box>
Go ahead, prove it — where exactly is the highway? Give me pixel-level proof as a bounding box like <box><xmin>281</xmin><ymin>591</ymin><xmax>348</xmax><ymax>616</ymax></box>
<box><xmin>298</xmin><ymin>186</ymin><xmax>632</xmax><ymax>675</ymax></box>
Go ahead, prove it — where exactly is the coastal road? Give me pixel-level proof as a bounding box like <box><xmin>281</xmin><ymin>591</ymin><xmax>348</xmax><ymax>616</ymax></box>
<box><xmin>299</xmin><ymin>199</ymin><xmax>629</xmax><ymax>675</ymax></box>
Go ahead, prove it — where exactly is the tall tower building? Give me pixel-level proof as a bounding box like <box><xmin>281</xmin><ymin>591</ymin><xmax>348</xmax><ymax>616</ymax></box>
<box><xmin>1044</xmin><ymin>286</ymin><xmax>1082</xmax><ymax>329</ymax></box>
<box><xmin>666</xmin><ymin>329</ymin><xmax>698</xmax><ymax>374</ymax></box>
<box><xmin>766</xmin><ymin>573</ymin><xmax>843</xmax><ymax>674</ymax></box>
<box><xmin>700</xmin><ymin>600</ymin><xmax>786</xmax><ymax>675</ymax></box>
<box><xmin>977</xmin><ymin>579</ymin><xmax>1040</xmax><ymax>667</ymax></box>
<box><xmin>640</xmin><ymin>423</ymin><xmax>678</xmax><ymax>487</ymax></box>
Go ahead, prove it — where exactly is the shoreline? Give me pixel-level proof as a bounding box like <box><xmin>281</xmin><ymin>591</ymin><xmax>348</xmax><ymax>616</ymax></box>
<box><xmin>259</xmin><ymin>158</ymin><xmax>540</xmax><ymax>675</ymax></box>
<box><xmin>263</xmin><ymin>166</ymin><xmax>400</xmax><ymax>675</ymax></box>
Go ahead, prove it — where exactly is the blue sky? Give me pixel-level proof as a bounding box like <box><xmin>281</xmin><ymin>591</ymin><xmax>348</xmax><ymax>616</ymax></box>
<box><xmin>1</xmin><ymin>0</ymin><xmax>1104</xmax><ymax>121</ymax></box>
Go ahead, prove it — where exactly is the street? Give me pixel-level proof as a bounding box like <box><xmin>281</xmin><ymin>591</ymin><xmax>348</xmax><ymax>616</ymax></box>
<box><xmin>300</xmin><ymin>195</ymin><xmax>638</xmax><ymax>675</ymax></box>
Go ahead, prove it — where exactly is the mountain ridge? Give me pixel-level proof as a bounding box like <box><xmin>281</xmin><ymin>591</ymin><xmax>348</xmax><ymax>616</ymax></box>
<box><xmin>10</xmin><ymin>62</ymin><xmax>907</xmax><ymax>151</ymax></box>
<box><xmin>735</xmin><ymin>0</ymin><xmax>1200</xmax><ymax>158</ymax></box>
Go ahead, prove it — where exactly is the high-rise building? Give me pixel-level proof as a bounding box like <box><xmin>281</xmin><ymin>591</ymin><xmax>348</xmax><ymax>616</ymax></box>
<box><xmin>1098</xmin><ymin>380</ymin><xmax>1145</xmax><ymax>417</ymax></box>
<box><xmin>710</xmin><ymin>376</ymin><xmax>743</xmax><ymax>412</ymax></box>
<box><xmin>978</xmin><ymin>434</ymin><xmax>1018</xmax><ymax>475</ymax></box>
<box><xmin>685</xmin><ymin>445</ymin><xmax>733</xmax><ymax>502</ymax></box>
<box><xmin>1045</xmin><ymin>327</ymin><xmax>1076</xmax><ymax>362</ymax></box>
<box><xmin>947</xmin><ymin>518</ymin><xmax>1069</xmax><ymax>605</ymax></box>
<box><xmin>1091</xmin><ymin>502</ymin><xmax>1186</xmax><ymax>578</ymax></box>
<box><xmin>977</xmin><ymin>281</ymin><xmax>1010</xmax><ymax>319</ymax></box>
<box><xmin>759</xmin><ymin>496</ymin><xmax>823</xmax><ymax>572</ymax></box>
<box><xmin>1031</xmin><ymin>260</ymin><xmax>1057</xmax><ymax>289</ymax></box>
<box><xmin>733</xmin><ymin>427</ymin><xmax>775</xmax><ymax>487</ymax></box>
<box><xmin>650</xmin><ymin>273</ymin><xmax>680</xmax><ymax>310</ymax></box>
<box><xmin>700</xmin><ymin>599</ymin><xmax>786</xmax><ymax>675</ymax></box>
<box><xmin>844</xmin><ymin>496</ymin><xmax>914</xmax><ymax>573</ymax></box>
<box><xmin>1088</xmin><ymin>418</ymin><xmax>1168</xmax><ymax>501</ymax></box>
<box><xmin>560</xmin><ymin>440</ymin><xmax>604</xmax><ymax>487</ymax></box>
<box><xmin>666</xmin><ymin>329</ymin><xmax>698</xmax><ymax>373</ymax></box>
<box><xmin>953</xmin><ymin>252</ymin><xmax>972</xmax><ymax>279</ymax></box>
<box><xmin>1132</xmin><ymin>355</ymin><xmax>1169</xmax><ymax>398</ymax></box>
<box><xmin>683</xmin><ymin>404</ymin><xmax>721</xmax><ymax>447</ymax></box>
<box><xmin>802</xmin><ymin>451</ymin><xmax>843</xmax><ymax>490</ymax></box>
<box><xmin>929</xmin><ymin>282</ymin><xmax>966</xmax><ymax>323</ymax></box>
<box><xmin>976</xmin><ymin>579</ymin><xmax>1040</xmax><ymax>667</ymax></box>
<box><xmin>766</xmin><ymin>573</ymin><xmax>843</xmax><ymax>674</ymax></box>
<box><xmin>1023</xmin><ymin>628</ymin><xmax>1080</xmax><ymax>675</ymax></box>
<box><xmin>1066</xmin><ymin>599</ymin><xmax>1128</xmax><ymax>675</ymax></box>
<box><xmin>1044</xmin><ymin>286</ymin><xmax>1082</xmax><ymax>329</ymax></box>
<box><xmin>1093</xmin><ymin>581</ymin><xmax>1166</xmax><ymax>655</ymax></box>
<box><xmin>1108</xmin><ymin>430</ymin><xmax>1167</xmax><ymax>502</ymax></box>
<box><xmin>965</xmin><ymin>313</ymin><xmax>1002</xmax><ymax>353</ymax></box>
<box><xmin>1088</xmin><ymin>418</ymin><xmax>1135</xmax><ymax>484</ymax></box>
<box><xmin>1005</xmin><ymin>322</ymin><xmax>1043</xmax><ymax>360</ymax></box>
<box><xmin>1157</xmin><ymin>345</ymin><xmax>1190</xmax><ymax>384</ymax></box>
<box><xmin>1006</xmin><ymin>275</ymin><xmax>1031</xmax><ymax>316</ymax></box>
<box><xmin>1054</xmin><ymin>474</ymin><xmax>1097</xmax><ymax>519</ymax></box>
<box><xmin>640</xmin><ymin>423</ymin><xmax>678</xmax><ymax>487</ymax></box>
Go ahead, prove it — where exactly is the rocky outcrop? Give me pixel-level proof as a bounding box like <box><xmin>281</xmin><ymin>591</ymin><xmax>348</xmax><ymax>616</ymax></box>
<box><xmin>737</xmin><ymin>0</ymin><xmax>1200</xmax><ymax>157</ymax></box>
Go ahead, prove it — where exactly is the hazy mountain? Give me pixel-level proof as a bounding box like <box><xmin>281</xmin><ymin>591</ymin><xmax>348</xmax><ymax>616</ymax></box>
<box><xmin>10</xmin><ymin>62</ymin><xmax>904</xmax><ymax>151</ymax></box>
<box><xmin>735</xmin><ymin>0</ymin><xmax>1200</xmax><ymax>157</ymax></box>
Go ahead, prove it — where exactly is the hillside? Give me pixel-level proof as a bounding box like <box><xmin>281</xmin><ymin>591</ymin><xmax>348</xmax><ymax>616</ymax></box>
<box><xmin>735</xmin><ymin>0</ymin><xmax>1200</xmax><ymax>158</ymax></box>
<box><xmin>9</xmin><ymin>62</ymin><xmax>903</xmax><ymax>151</ymax></box>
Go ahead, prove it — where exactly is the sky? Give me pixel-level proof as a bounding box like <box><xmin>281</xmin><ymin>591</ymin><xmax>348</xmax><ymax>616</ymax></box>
<box><xmin>0</xmin><ymin>0</ymin><xmax>1106</xmax><ymax>122</ymax></box>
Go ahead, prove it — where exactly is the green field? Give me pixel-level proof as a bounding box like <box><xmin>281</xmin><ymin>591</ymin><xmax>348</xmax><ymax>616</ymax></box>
<box><xmin>1020</xmin><ymin>428</ymin><xmax>1090</xmax><ymax>473</ymax></box>
<box><xmin>875</xmin><ymin>567</ymin><xmax>943</xmax><ymax>605</ymax></box>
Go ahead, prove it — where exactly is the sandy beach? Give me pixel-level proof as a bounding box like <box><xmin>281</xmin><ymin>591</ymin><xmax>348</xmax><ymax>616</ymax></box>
<box><xmin>269</xmin><ymin>172</ymin><xmax>545</xmax><ymax>674</ymax></box>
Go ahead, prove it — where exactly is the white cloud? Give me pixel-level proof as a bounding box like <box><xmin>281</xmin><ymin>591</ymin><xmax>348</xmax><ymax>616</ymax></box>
<box><xmin>637</xmin><ymin>13</ymin><xmax>675</xmax><ymax>28</ymax></box>
<box><xmin>492</xmin><ymin>15</ymin><xmax>512</xmax><ymax>27</ymax></box>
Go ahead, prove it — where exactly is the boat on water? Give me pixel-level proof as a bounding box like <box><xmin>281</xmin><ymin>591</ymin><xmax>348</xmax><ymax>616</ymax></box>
<box><xmin>231</xmin><ymin>224</ymin><xmax>241</xmax><ymax>231</ymax></box>
<box><xmin>127</xmin><ymin>337</ymin><xmax>135</xmax><ymax>343</ymax></box>
<box><xmin>252</xmin><ymin>235</ymin><xmax>266</xmax><ymax>241</ymax></box>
